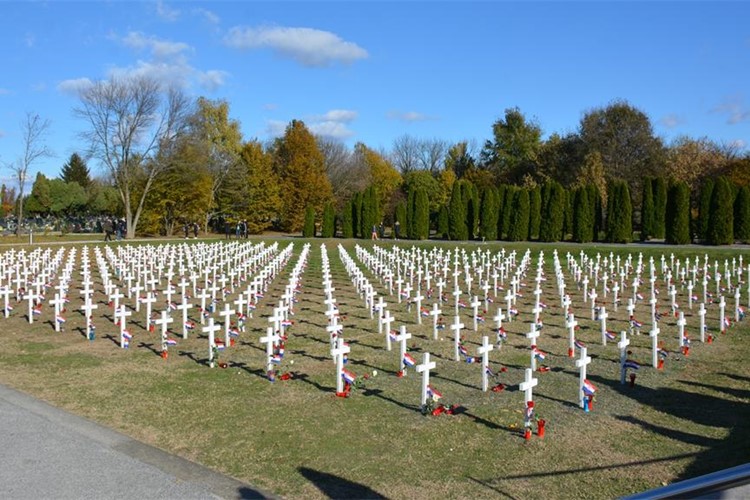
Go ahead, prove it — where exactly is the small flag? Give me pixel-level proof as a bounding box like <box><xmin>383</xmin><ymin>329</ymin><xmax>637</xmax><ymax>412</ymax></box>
<box><xmin>533</xmin><ymin>348</ymin><xmax>546</xmax><ymax>361</ymax></box>
<box><xmin>281</xmin><ymin>319</ymin><xmax>293</xmax><ymax>327</ymax></box>
<box><xmin>691</xmin><ymin>295</ymin><xmax>698</xmax><ymax>301</ymax></box>
<box><xmin>215</xmin><ymin>340</ymin><xmax>226</xmax><ymax>350</ymax></box>
<box><xmin>421</xmin><ymin>308</ymin><xmax>430</xmax><ymax>317</ymax></box>
<box><xmin>509</xmin><ymin>307</ymin><xmax>519</xmax><ymax>316</ymax></box>
<box><xmin>539</xmin><ymin>302</ymin><xmax>548</xmax><ymax>309</ymax></box>
<box><xmin>403</xmin><ymin>352</ymin><xmax>416</xmax><ymax>367</ymax></box>
<box><xmin>582</xmin><ymin>379</ymin><xmax>597</xmax><ymax>395</ymax></box>
<box><xmin>631</xmin><ymin>319</ymin><xmax>643</xmax><ymax>328</ymax></box>
<box><xmin>476</xmin><ymin>315</ymin><xmax>486</xmax><ymax>323</ymax></box>
<box><xmin>389</xmin><ymin>330</ymin><xmax>398</xmax><ymax>341</ymax></box>
<box><xmin>168</xmin><ymin>302</ymin><xmax>177</xmax><ymax>311</ymax></box>
<box><xmin>271</xmin><ymin>354</ymin><xmax>282</xmax><ymax>364</ymax></box>
<box><xmin>342</xmin><ymin>369</ymin><xmax>356</xmax><ymax>384</ymax></box>
<box><xmin>458</xmin><ymin>301</ymin><xmax>467</xmax><ymax>308</ymax></box>
<box><xmin>624</xmin><ymin>359</ymin><xmax>640</xmax><ymax>370</ymax></box>
<box><xmin>122</xmin><ymin>330</ymin><xmax>132</xmax><ymax>340</ymax></box>
<box><xmin>32</xmin><ymin>307</ymin><xmax>42</xmax><ymax>316</ymax></box>
<box><xmin>427</xmin><ymin>385</ymin><xmax>442</xmax><ymax>400</ymax></box>
<box><xmin>185</xmin><ymin>321</ymin><xmax>195</xmax><ymax>330</ymax></box>
<box><xmin>165</xmin><ymin>338</ymin><xmax>177</xmax><ymax>346</ymax></box>
<box><xmin>606</xmin><ymin>331</ymin><xmax>616</xmax><ymax>340</ymax></box>
<box><xmin>658</xmin><ymin>348</ymin><xmax>668</xmax><ymax>359</ymax></box>
<box><xmin>574</xmin><ymin>339</ymin><xmax>586</xmax><ymax>350</ymax></box>
<box><xmin>636</xmin><ymin>293</ymin><xmax>644</xmax><ymax>300</ymax></box>
<box><xmin>485</xmin><ymin>365</ymin><xmax>495</xmax><ymax>377</ymax></box>
<box><xmin>724</xmin><ymin>317</ymin><xmax>731</xmax><ymax>328</ymax></box>
<box><xmin>459</xmin><ymin>344</ymin><xmax>469</xmax><ymax>356</ymax></box>
<box><xmin>56</xmin><ymin>315</ymin><xmax>66</xmax><ymax>324</ymax></box>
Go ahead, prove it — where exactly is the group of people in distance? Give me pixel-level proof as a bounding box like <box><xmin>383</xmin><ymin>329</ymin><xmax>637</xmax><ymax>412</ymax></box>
<box><xmin>102</xmin><ymin>218</ymin><xmax>126</xmax><ymax>242</ymax></box>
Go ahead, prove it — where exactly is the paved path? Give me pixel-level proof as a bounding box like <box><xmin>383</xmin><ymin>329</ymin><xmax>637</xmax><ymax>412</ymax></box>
<box><xmin>0</xmin><ymin>384</ymin><xmax>271</xmax><ymax>499</ymax></box>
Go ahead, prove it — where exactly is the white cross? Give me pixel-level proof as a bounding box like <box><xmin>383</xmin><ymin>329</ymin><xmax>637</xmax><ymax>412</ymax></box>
<box><xmin>49</xmin><ymin>293</ymin><xmax>65</xmax><ymax>332</ymax></box>
<box><xmin>414</xmin><ymin>291</ymin><xmax>425</xmax><ymax>324</ymax></box>
<box><xmin>599</xmin><ymin>305</ymin><xmax>609</xmax><ymax>345</ymax></box>
<box><xmin>26</xmin><ymin>290</ymin><xmax>38</xmax><ymax>324</ymax></box>
<box><xmin>575</xmin><ymin>346</ymin><xmax>592</xmax><ymax>408</ymax></box>
<box><xmin>677</xmin><ymin>311</ymin><xmax>687</xmax><ymax>348</ymax></box>
<box><xmin>527</xmin><ymin>322</ymin><xmax>541</xmax><ymax>371</ymax></box>
<box><xmin>416</xmin><ymin>352</ymin><xmax>437</xmax><ymax>408</ymax></box>
<box><xmin>649</xmin><ymin>324</ymin><xmax>660</xmax><ymax>368</ymax></box>
<box><xmin>382</xmin><ymin>311</ymin><xmax>394</xmax><ymax>351</ymax></box>
<box><xmin>719</xmin><ymin>295</ymin><xmax>726</xmax><ymax>333</ymax></box>
<box><xmin>219</xmin><ymin>303</ymin><xmax>236</xmax><ymax>348</ymax></box>
<box><xmin>470</xmin><ymin>295</ymin><xmax>482</xmax><ymax>331</ymax></box>
<box><xmin>154</xmin><ymin>310</ymin><xmax>174</xmax><ymax>352</ymax></box>
<box><xmin>566</xmin><ymin>312</ymin><xmax>578</xmax><ymax>357</ymax></box>
<box><xmin>618</xmin><ymin>331</ymin><xmax>630</xmax><ymax>384</ymax></box>
<box><xmin>331</xmin><ymin>336</ymin><xmax>351</xmax><ymax>394</ymax></box>
<box><xmin>176</xmin><ymin>299</ymin><xmax>193</xmax><ymax>339</ymax></box>
<box><xmin>430</xmin><ymin>303</ymin><xmax>442</xmax><ymax>340</ymax></box>
<box><xmin>116</xmin><ymin>305</ymin><xmax>132</xmax><ymax>349</ymax></box>
<box><xmin>518</xmin><ymin>367</ymin><xmax>538</xmax><ymax>404</ymax></box>
<box><xmin>698</xmin><ymin>302</ymin><xmax>706</xmax><ymax>342</ymax></box>
<box><xmin>395</xmin><ymin>326</ymin><xmax>412</xmax><ymax>375</ymax></box>
<box><xmin>204</xmin><ymin>317</ymin><xmax>222</xmax><ymax>368</ymax></box>
<box><xmin>451</xmin><ymin>315</ymin><xmax>465</xmax><ymax>361</ymax></box>
<box><xmin>141</xmin><ymin>293</ymin><xmax>157</xmax><ymax>327</ymax></box>
<box><xmin>478</xmin><ymin>335</ymin><xmax>494</xmax><ymax>392</ymax></box>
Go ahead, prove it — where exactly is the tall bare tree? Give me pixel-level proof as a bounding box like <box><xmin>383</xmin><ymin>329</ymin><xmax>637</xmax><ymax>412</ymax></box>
<box><xmin>74</xmin><ymin>76</ymin><xmax>191</xmax><ymax>238</ymax></box>
<box><xmin>7</xmin><ymin>112</ymin><xmax>53</xmax><ymax>234</ymax></box>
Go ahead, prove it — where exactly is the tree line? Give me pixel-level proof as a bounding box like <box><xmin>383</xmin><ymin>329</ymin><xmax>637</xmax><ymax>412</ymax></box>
<box><xmin>5</xmin><ymin>76</ymin><xmax>749</xmax><ymax>244</ymax></box>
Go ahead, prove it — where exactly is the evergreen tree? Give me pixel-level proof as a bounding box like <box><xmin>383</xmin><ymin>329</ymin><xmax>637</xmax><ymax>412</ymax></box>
<box><xmin>302</xmin><ymin>206</ymin><xmax>316</xmax><ymax>237</ymax></box>
<box><xmin>698</xmin><ymin>178</ymin><xmax>714</xmax><ymax>241</ymax></box>
<box><xmin>665</xmin><ymin>181</ymin><xmax>691</xmax><ymax>244</ymax></box>
<box><xmin>572</xmin><ymin>186</ymin><xmax>594</xmax><ymax>243</ymax></box>
<box><xmin>640</xmin><ymin>177</ymin><xmax>654</xmax><ymax>241</ymax></box>
<box><xmin>734</xmin><ymin>186</ymin><xmax>750</xmax><ymax>244</ymax></box>
<box><xmin>508</xmin><ymin>189</ymin><xmax>530</xmax><ymax>241</ymax></box>
<box><xmin>321</xmin><ymin>203</ymin><xmax>335</xmax><ymax>237</ymax></box>
<box><xmin>528</xmin><ymin>185</ymin><xmax>541</xmax><ymax>240</ymax></box>
<box><xmin>60</xmin><ymin>153</ymin><xmax>92</xmax><ymax>191</ymax></box>
<box><xmin>495</xmin><ymin>184</ymin><xmax>507</xmax><ymax>240</ymax></box>
<box><xmin>406</xmin><ymin>186</ymin><xmax>416</xmax><ymax>239</ymax></box>
<box><xmin>437</xmin><ymin>204</ymin><xmax>449</xmax><ymax>239</ymax></box>
<box><xmin>539</xmin><ymin>181</ymin><xmax>565</xmax><ymax>242</ymax></box>
<box><xmin>707</xmin><ymin>177</ymin><xmax>734</xmax><ymax>245</ymax></box>
<box><xmin>479</xmin><ymin>187</ymin><xmax>498</xmax><ymax>240</ymax></box>
<box><xmin>562</xmin><ymin>187</ymin><xmax>573</xmax><ymax>241</ymax></box>
<box><xmin>448</xmin><ymin>181</ymin><xmax>467</xmax><ymax>240</ymax></box>
<box><xmin>652</xmin><ymin>177</ymin><xmax>667</xmax><ymax>239</ymax></box>
<box><xmin>413</xmin><ymin>188</ymin><xmax>430</xmax><ymax>239</ymax></box>
<box><xmin>500</xmin><ymin>185</ymin><xmax>516</xmax><ymax>239</ymax></box>
<box><xmin>351</xmin><ymin>191</ymin><xmax>362</xmax><ymax>238</ymax></box>
<box><xmin>606</xmin><ymin>180</ymin><xmax>633</xmax><ymax>243</ymax></box>
<box><xmin>340</xmin><ymin>200</ymin><xmax>354</xmax><ymax>238</ymax></box>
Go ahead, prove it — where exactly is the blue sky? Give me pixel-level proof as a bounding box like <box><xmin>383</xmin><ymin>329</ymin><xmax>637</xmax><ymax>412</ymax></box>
<box><xmin>0</xmin><ymin>1</ymin><xmax>748</xmax><ymax>186</ymax></box>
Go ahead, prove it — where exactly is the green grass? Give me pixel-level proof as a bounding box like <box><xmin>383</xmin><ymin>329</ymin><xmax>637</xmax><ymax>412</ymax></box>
<box><xmin>0</xmin><ymin>237</ymin><xmax>748</xmax><ymax>498</ymax></box>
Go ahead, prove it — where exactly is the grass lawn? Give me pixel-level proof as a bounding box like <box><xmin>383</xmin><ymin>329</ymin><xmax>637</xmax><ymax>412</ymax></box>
<box><xmin>0</xmin><ymin>237</ymin><xmax>748</xmax><ymax>499</ymax></box>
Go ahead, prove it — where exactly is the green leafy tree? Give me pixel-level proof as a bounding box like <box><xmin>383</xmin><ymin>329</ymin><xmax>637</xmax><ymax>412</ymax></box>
<box><xmin>273</xmin><ymin>120</ymin><xmax>334</xmax><ymax>232</ymax></box>
<box><xmin>707</xmin><ymin>177</ymin><xmax>734</xmax><ymax>245</ymax></box>
<box><xmin>507</xmin><ymin>189</ymin><xmax>530</xmax><ymax>241</ymax></box>
<box><xmin>698</xmin><ymin>178</ymin><xmax>714</xmax><ymax>241</ymax></box>
<box><xmin>302</xmin><ymin>206</ymin><xmax>316</xmax><ymax>237</ymax></box>
<box><xmin>640</xmin><ymin>177</ymin><xmax>654</xmax><ymax>241</ymax></box>
<box><xmin>606</xmin><ymin>180</ymin><xmax>633</xmax><ymax>243</ymax></box>
<box><xmin>665</xmin><ymin>181</ymin><xmax>691</xmax><ymax>244</ymax></box>
<box><xmin>25</xmin><ymin>172</ymin><xmax>51</xmax><ymax>214</ymax></box>
<box><xmin>652</xmin><ymin>177</ymin><xmax>667</xmax><ymax>239</ymax></box>
<box><xmin>734</xmin><ymin>186</ymin><xmax>750</xmax><ymax>243</ymax></box>
<box><xmin>60</xmin><ymin>153</ymin><xmax>92</xmax><ymax>191</ymax></box>
<box><xmin>480</xmin><ymin>107</ymin><xmax>543</xmax><ymax>184</ymax></box>
<box><xmin>321</xmin><ymin>203</ymin><xmax>335</xmax><ymax>237</ymax></box>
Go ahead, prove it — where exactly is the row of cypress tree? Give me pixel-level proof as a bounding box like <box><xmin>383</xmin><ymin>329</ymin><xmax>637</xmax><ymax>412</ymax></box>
<box><xmin>304</xmin><ymin>176</ymin><xmax>749</xmax><ymax>245</ymax></box>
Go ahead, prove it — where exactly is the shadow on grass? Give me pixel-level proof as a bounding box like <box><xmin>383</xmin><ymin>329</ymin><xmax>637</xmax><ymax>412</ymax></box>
<box><xmin>289</xmin><ymin>348</ymin><xmax>328</xmax><ymax>362</ymax></box>
<box><xmin>362</xmin><ymin>387</ymin><xmax>421</xmax><ymax>412</ymax></box>
<box><xmin>178</xmin><ymin>350</ymin><xmax>210</xmax><ymax>367</ymax></box>
<box><xmin>298</xmin><ymin>466</ymin><xmax>386</xmax><ymax>499</ymax></box>
<box><xmin>229</xmin><ymin>361</ymin><xmax>267</xmax><ymax>379</ymax></box>
<box><xmin>103</xmin><ymin>334</ymin><xmax>121</xmax><ymax>347</ymax></box>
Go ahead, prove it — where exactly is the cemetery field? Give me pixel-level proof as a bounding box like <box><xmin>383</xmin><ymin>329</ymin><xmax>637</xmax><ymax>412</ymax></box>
<box><xmin>0</xmin><ymin>238</ymin><xmax>748</xmax><ymax>499</ymax></box>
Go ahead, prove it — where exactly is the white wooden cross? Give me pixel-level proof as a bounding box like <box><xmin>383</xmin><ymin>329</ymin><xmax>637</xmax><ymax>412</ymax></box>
<box><xmin>575</xmin><ymin>346</ymin><xmax>592</xmax><ymax>408</ymax></box>
<box><xmin>196</xmin><ymin>289</ymin><xmax>210</xmax><ymax>324</ymax></box>
<box><xmin>375</xmin><ymin>296</ymin><xmax>386</xmax><ymax>334</ymax></box>
<box><xmin>698</xmin><ymin>302</ymin><xmax>706</xmax><ymax>342</ymax></box>
<box><xmin>81</xmin><ymin>299</ymin><xmax>98</xmax><ymax>338</ymax></box>
<box><xmin>26</xmin><ymin>290</ymin><xmax>38</xmax><ymax>324</ymax></box>
<box><xmin>430</xmin><ymin>303</ymin><xmax>442</xmax><ymax>340</ymax></box>
<box><xmin>493</xmin><ymin>307</ymin><xmax>506</xmax><ymax>346</ymax></box>
<box><xmin>566</xmin><ymin>312</ymin><xmax>578</xmax><ymax>358</ymax></box>
<box><xmin>677</xmin><ymin>311</ymin><xmax>687</xmax><ymax>348</ymax></box>
<box><xmin>154</xmin><ymin>310</ymin><xmax>174</xmax><ymax>352</ymax></box>
<box><xmin>470</xmin><ymin>295</ymin><xmax>482</xmax><ymax>331</ymax></box>
<box><xmin>519</xmin><ymin>367</ymin><xmax>538</xmax><ymax>404</ymax></box>
<box><xmin>109</xmin><ymin>288</ymin><xmax>124</xmax><ymax>313</ymax></box>
<box><xmin>649</xmin><ymin>294</ymin><xmax>658</xmax><ymax>327</ymax></box>
<box><xmin>260</xmin><ymin>327</ymin><xmax>281</xmax><ymax>376</ymax></box>
<box><xmin>204</xmin><ymin>317</ymin><xmax>222</xmax><ymax>368</ymax></box>
<box><xmin>719</xmin><ymin>295</ymin><xmax>726</xmax><ymax>333</ymax></box>
<box><xmin>478</xmin><ymin>335</ymin><xmax>494</xmax><ymax>392</ymax></box>
<box><xmin>589</xmin><ymin>290</ymin><xmax>598</xmax><ymax>320</ymax></box>
<box><xmin>0</xmin><ymin>286</ymin><xmax>12</xmax><ymax>318</ymax></box>
<box><xmin>527</xmin><ymin>323</ymin><xmax>541</xmax><ymax>371</ymax></box>
<box><xmin>382</xmin><ymin>310</ymin><xmax>394</xmax><ymax>351</ymax></box>
<box><xmin>49</xmin><ymin>293</ymin><xmax>66</xmax><ymax>332</ymax></box>
<box><xmin>451</xmin><ymin>315</ymin><xmax>465</xmax><ymax>361</ymax></box>
<box><xmin>618</xmin><ymin>331</ymin><xmax>630</xmax><ymax>384</ymax></box>
<box><xmin>649</xmin><ymin>324</ymin><xmax>660</xmax><ymax>368</ymax></box>
<box><xmin>504</xmin><ymin>289</ymin><xmax>514</xmax><ymax>323</ymax></box>
<box><xmin>735</xmin><ymin>287</ymin><xmax>742</xmax><ymax>322</ymax></box>
<box><xmin>612</xmin><ymin>282</ymin><xmax>620</xmax><ymax>311</ymax></box>
<box><xmin>687</xmin><ymin>281</ymin><xmax>694</xmax><ymax>310</ymax></box>
<box><xmin>116</xmin><ymin>304</ymin><xmax>132</xmax><ymax>349</ymax></box>
<box><xmin>176</xmin><ymin>299</ymin><xmax>193</xmax><ymax>339</ymax></box>
<box><xmin>452</xmin><ymin>287</ymin><xmax>462</xmax><ymax>316</ymax></box>
<box><xmin>413</xmin><ymin>290</ymin><xmax>425</xmax><ymax>324</ymax></box>
<box><xmin>142</xmin><ymin>292</ymin><xmax>157</xmax><ymax>328</ymax></box>
<box><xmin>331</xmin><ymin>336</ymin><xmax>351</xmax><ymax>394</ymax></box>
<box><xmin>219</xmin><ymin>303</ymin><xmax>236</xmax><ymax>348</ymax></box>
<box><xmin>416</xmin><ymin>352</ymin><xmax>436</xmax><ymax>408</ymax></box>
<box><xmin>598</xmin><ymin>305</ymin><xmax>609</xmax><ymax>345</ymax></box>
<box><xmin>395</xmin><ymin>325</ymin><xmax>412</xmax><ymax>375</ymax></box>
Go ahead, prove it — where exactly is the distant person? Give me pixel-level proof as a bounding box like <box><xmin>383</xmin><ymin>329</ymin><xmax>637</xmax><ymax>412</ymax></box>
<box><xmin>371</xmin><ymin>225</ymin><xmax>378</xmax><ymax>240</ymax></box>
<box><xmin>394</xmin><ymin>220</ymin><xmax>401</xmax><ymax>240</ymax></box>
<box><xmin>103</xmin><ymin>219</ymin><xmax>113</xmax><ymax>242</ymax></box>
<box><xmin>183</xmin><ymin>222</ymin><xmax>189</xmax><ymax>239</ymax></box>
<box><xmin>378</xmin><ymin>222</ymin><xmax>385</xmax><ymax>239</ymax></box>
<box><xmin>193</xmin><ymin>222</ymin><xmax>199</xmax><ymax>239</ymax></box>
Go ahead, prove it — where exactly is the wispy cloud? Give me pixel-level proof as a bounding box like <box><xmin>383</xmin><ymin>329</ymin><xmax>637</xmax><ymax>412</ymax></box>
<box><xmin>309</xmin><ymin>121</ymin><xmax>355</xmax><ymax>140</ymax></box>
<box><xmin>0</xmin><ymin>130</ymin><xmax>6</xmax><ymax>139</ymax></box>
<box><xmin>265</xmin><ymin>108</ymin><xmax>358</xmax><ymax>140</ymax></box>
<box><xmin>224</xmin><ymin>26</ymin><xmax>368</xmax><ymax>67</ymax></box>
<box><xmin>262</xmin><ymin>103</ymin><xmax>278</xmax><ymax>111</ymax></box>
<box><xmin>119</xmin><ymin>31</ymin><xmax>190</xmax><ymax>59</ymax></box>
<box><xmin>265</xmin><ymin>119</ymin><xmax>287</xmax><ymax>138</ymax></box>
<box><xmin>24</xmin><ymin>32</ymin><xmax>35</xmax><ymax>48</ymax></box>
<box><xmin>659</xmin><ymin>113</ymin><xmax>686</xmax><ymax>129</ymax></box>
<box><xmin>57</xmin><ymin>77</ymin><xmax>94</xmax><ymax>96</ymax></box>
<box><xmin>711</xmin><ymin>95</ymin><xmax>750</xmax><ymax>125</ymax></box>
<box><xmin>193</xmin><ymin>7</ymin><xmax>220</xmax><ymax>25</ymax></box>
<box><xmin>729</xmin><ymin>139</ymin><xmax>747</xmax><ymax>150</ymax></box>
<box><xmin>386</xmin><ymin>110</ymin><xmax>433</xmax><ymax>123</ymax></box>
<box><xmin>318</xmin><ymin>109</ymin><xmax>358</xmax><ymax>123</ymax></box>
<box><xmin>196</xmin><ymin>70</ymin><xmax>228</xmax><ymax>92</ymax></box>
<box><xmin>155</xmin><ymin>0</ymin><xmax>180</xmax><ymax>22</ymax></box>
<box><xmin>0</xmin><ymin>88</ymin><xmax>10</xmax><ymax>95</ymax></box>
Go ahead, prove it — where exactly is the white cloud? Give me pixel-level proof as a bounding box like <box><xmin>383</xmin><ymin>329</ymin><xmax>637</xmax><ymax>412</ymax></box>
<box><xmin>224</xmin><ymin>26</ymin><xmax>368</xmax><ymax>67</ymax></box>
<box><xmin>262</xmin><ymin>103</ymin><xmax>278</xmax><ymax>111</ymax></box>
<box><xmin>265</xmin><ymin>119</ymin><xmax>287</xmax><ymax>138</ymax></box>
<box><xmin>57</xmin><ymin>77</ymin><xmax>94</xmax><ymax>96</ymax></box>
<box><xmin>108</xmin><ymin>59</ymin><xmax>192</xmax><ymax>88</ymax></box>
<box><xmin>196</xmin><ymin>70</ymin><xmax>228</xmax><ymax>92</ymax></box>
<box><xmin>730</xmin><ymin>139</ymin><xmax>747</xmax><ymax>150</ymax></box>
<box><xmin>120</xmin><ymin>31</ymin><xmax>190</xmax><ymax>59</ymax></box>
<box><xmin>308</xmin><ymin>121</ymin><xmax>355</xmax><ymax>140</ymax></box>
<box><xmin>0</xmin><ymin>88</ymin><xmax>10</xmax><ymax>95</ymax></box>
<box><xmin>24</xmin><ymin>32</ymin><xmax>35</xmax><ymax>48</ymax></box>
<box><xmin>319</xmin><ymin>109</ymin><xmax>358</xmax><ymax>123</ymax></box>
<box><xmin>659</xmin><ymin>113</ymin><xmax>685</xmax><ymax>129</ymax></box>
<box><xmin>155</xmin><ymin>0</ymin><xmax>180</xmax><ymax>22</ymax></box>
<box><xmin>712</xmin><ymin>95</ymin><xmax>750</xmax><ymax>125</ymax></box>
<box><xmin>193</xmin><ymin>7</ymin><xmax>220</xmax><ymax>25</ymax></box>
<box><xmin>386</xmin><ymin>110</ymin><xmax>432</xmax><ymax>122</ymax></box>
